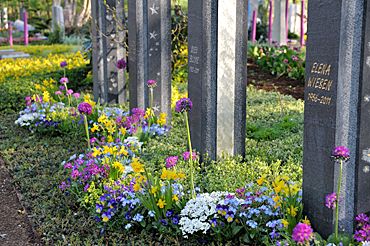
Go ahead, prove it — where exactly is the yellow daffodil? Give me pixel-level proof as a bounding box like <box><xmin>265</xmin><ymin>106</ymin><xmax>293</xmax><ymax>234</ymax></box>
<box><xmin>157</xmin><ymin>113</ymin><xmax>167</xmax><ymax>125</ymax></box>
<box><xmin>131</xmin><ymin>158</ymin><xmax>144</xmax><ymax>173</ymax></box>
<box><xmin>172</xmin><ymin>194</ymin><xmax>179</xmax><ymax>202</ymax></box>
<box><xmin>92</xmin><ymin>147</ymin><xmax>101</xmax><ymax>157</ymax></box>
<box><xmin>91</xmin><ymin>124</ymin><xmax>99</xmax><ymax>133</ymax></box>
<box><xmin>113</xmin><ymin>161</ymin><xmax>125</xmax><ymax>173</ymax></box>
<box><xmin>120</xmin><ymin>127</ymin><xmax>127</xmax><ymax>136</ymax></box>
<box><xmin>257</xmin><ymin>175</ymin><xmax>266</xmax><ymax>186</ymax></box>
<box><xmin>287</xmin><ymin>206</ymin><xmax>298</xmax><ymax>217</ymax></box>
<box><xmin>157</xmin><ymin>198</ymin><xmax>166</xmax><ymax>209</ymax></box>
<box><xmin>150</xmin><ymin>186</ymin><xmax>159</xmax><ymax>194</ymax></box>
<box><xmin>281</xmin><ymin>219</ymin><xmax>289</xmax><ymax>228</ymax></box>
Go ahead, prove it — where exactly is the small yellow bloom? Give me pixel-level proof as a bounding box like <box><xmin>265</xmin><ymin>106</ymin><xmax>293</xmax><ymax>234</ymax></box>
<box><xmin>281</xmin><ymin>219</ymin><xmax>289</xmax><ymax>228</ymax></box>
<box><xmin>257</xmin><ymin>175</ymin><xmax>266</xmax><ymax>186</ymax></box>
<box><xmin>157</xmin><ymin>113</ymin><xmax>167</xmax><ymax>125</ymax></box>
<box><xmin>107</xmin><ymin>135</ymin><xmax>114</xmax><ymax>143</ymax></box>
<box><xmin>150</xmin><ymin>186</ymin><xmax>159</xmax><ymax>194</ymax></box>
<box><xmin>119</xmin><ymin>147</ymin><xmax>128</xmax><ymax>156</ymax></box>
<box><xmin>43</xmin><ymin>91</ymin><xmax>51</xmax><ymax>103</ymax></box>
<box><xmin>157</xmin><ymin>199</ymin><xmax>166</xmax><ymax>209</ymax></box>
<box><xmin>91</xmin><ymin>124</ymin><xmax>99</xmax><ymax>133</ymax></box>
<box><xmin>133</xmin><ymin>183</ymin><xmax>141</xmax><ymax>192</ymax></box>
<box><xmin>92</xmin><ymin>147</ymin><xmax>101</xmax><ymax>157</ymax></box>
<box><xmin>102</xmin><ymin>216</ymin><xmax>109</xmax><ymax>222</ymax></box>
<box><xmin>144</xmin><ymin>108</ymin><xmax>154</xmax><ymax>119</ymax></box>
<box><xmin>131</xmin><ymin>158</ymin><xmax>144</xmax><ymax>173</ymax></box>
<box><xmin>120</xmin><ymin>127</ymin><xmax>127</xmax><ymax>136</ymax></box>
<box><xmin>113</xmin><ymin>161</ymin><xmax>125</xmax><ymax>173</ymax></box>
<box><xmin>172</xmin><ymin>194</ymin><xmax>179</xmax><ymax>202</ymax></box>
<box><xmin>302</xmin><ymin>216</ymin><xmax>311</xmax><ymax>225</ymax></box>
<box><xmin>287</xmin><ymin>206</ymin><xmax>298</xmax><ymax>217</ymax></box>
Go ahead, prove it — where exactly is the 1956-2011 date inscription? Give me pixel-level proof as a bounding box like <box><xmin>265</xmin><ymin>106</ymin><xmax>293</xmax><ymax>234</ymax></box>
<box><xmin>307</xmin><ymin>92</ymin><xmax>332</xmax><ymax>105</ymax></box>
<box><xmin>306</xmin><ymin>62</ymin><xmax>334</xmax><ymax>106</ymax></box>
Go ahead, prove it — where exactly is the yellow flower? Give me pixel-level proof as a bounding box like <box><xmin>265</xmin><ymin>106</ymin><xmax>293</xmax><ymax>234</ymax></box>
<box><xmin>157</xmin><ymin>113</ymin><xmax>167</xmax><ymax>125</ymax></box>
<box><xmin>131</xmin><ymin>158</ymin><xmax>144</xmax><ymax>173</ymax></box>
<box><xmin>113</xmin><ymin>161</ymin><xmax>125</xmax><ymax>173</ymax></box>
<box><xmin>281</xmin><ymin>219</ymin><xmax>289</xmax><ymax>228</ymax></box>
<box><xmin>302</xmin><ymin>216</ymin><xmax>311</xmax><ymax>225</ymax></box>
<box><xmin>144</xmin><ymin>108</ymin><xmax>154</xmax><ymax>119</ymax></box>
<box><xmin>91</xmin><ymin>124</ymin><xmax>99</xmax><ymax>133</ymax></box>
<box><xmin>157</xmin><ymin>199</ymin><xmax>166</xmax><ymax>209</ymax></box>
<box><xmin>119</xmin><ymin>147</ymin><xmax>128</xmax><ymax>156</ymax></box>
<box><xmin>103</xmin><ymin>145</ymin><xmax>113</xmax><ymax>155</ymax></box>
<box><xmin>133</xmin><ymin>182</ymin><xmax>141</xmax><ymax>192</ymax></box>
<box><xmin>120</xmin><ymin>127</ymin><xmax>127</xmax><ymax>136</ymax></box>
<box><xmin>150</xmin><ymin>186</ymin><xmax>159</xmax><ymax>195</ymax></box>
<box><xmin>98</xmin><ymin>114</ymin><xmax>107</xmax><ymax>124</ymax></box>
<box><xmin>92</xmin><ymin>147</ymin><xmax>101</xmax><ymax>157</ymax></box>
<box><xmin>287</xmin><ymin>206</ymin><xmax>298</xmax><ymax>217</ymax></box>
<box><xmin>257</xmin><ymin>175</ymin><xmax>266</xmax><ymax>186</ymax></box>
<box><xmin>172</xmin><ymin>194</ymin><xmax>179</xmax><ymax>202</ymax></box>
<box><xmin>107</xmin><ymin>135</ymin><xmax>114</xmax><ymax>143</ymax></box>
<box><xmin>43</xmin><ymin>91</ymin><xmax>51</xmax><ymax>103</ymax></box>
<box><xmin>102</xmin><ymin>215</ymin><xmax>109</xmax><ymax>222</ymax></box>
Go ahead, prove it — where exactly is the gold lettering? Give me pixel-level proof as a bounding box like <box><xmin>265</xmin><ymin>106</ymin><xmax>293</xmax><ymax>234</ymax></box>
<box><xmin>325</xmin><ymin>65</ymin><xmax>331</xmax><ymax>76</ymax></box>
<box><xmin>311</xmin><ymin>63</ymin><xmax>318</xmax><ymax>73</ymax></box>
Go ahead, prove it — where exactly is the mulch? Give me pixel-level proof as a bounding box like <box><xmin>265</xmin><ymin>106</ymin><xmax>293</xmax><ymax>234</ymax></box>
<box><xmin>247</xmin><ymin>59</ymin><xmax>305</xmax><ymax>100</ymax></box>
<box><xmin>0</xmin><ymin>157</ymin><xmax>41</xmax><ymax>246</ymax></box>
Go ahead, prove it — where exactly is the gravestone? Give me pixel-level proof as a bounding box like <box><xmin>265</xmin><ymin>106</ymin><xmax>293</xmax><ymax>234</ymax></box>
<box><xmin>188</xmin><ymin>0</ymin><xmax>248</xmax><ymax>159</ymax></box>
<box><xmin>303</xmin><ymin>0</ymin><xmax>370</xmax><ymax>237</ymax></box>
<box><xmin>91</xmin><ymin>0</ymin><xmax>127</xmax><ymax>104</ymax></box>
<box><xmin>52</xmin><ymin>4</ymin><xmax>65</xmax><ymax>37</ymax></box>
<box><xmin>272</xmin><ymin>0</ymin><xmax>286</xmax><ymax>45</ymax></box>
<box><xmin>128</xmin><ymin>0</ymin><xmax>171</xmax><ymax>117</ymax></box>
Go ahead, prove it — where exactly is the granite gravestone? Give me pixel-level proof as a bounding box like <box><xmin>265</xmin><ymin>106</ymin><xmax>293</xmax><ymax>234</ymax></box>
<box><xmin>303</xmin><ymin>0</ymin><xmax>369</xmax><ymax>237</ymax></box>
<box><xmin>52</xmin><ymin>4</ymin><xmax>65</xmax><ymax>38</ymax></box>
<box><xmin>91</xmin><ymin>0</ymin><xmax>127</xmax><ymax>104</ymax></box>
<box><xmin>128</xmin><ymin>0</ymin><xmax>171</xmax><ymax>117</ymax></box>
<box><xmin>188</xmin><ymin>0</ymin><xmax>248</xmax><ymax>159</ymax></box>
<box><xmin>272</xmin><ymin>0</ymin><xmax>286</xmax><ymax>45</ymax></box>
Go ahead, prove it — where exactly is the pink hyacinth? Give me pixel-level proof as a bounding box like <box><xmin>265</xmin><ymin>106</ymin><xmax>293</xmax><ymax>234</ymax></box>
<box><xmin>292</xmin><ymin>223</ymin><xmax>313</xmax><ymax>244</ymax></box>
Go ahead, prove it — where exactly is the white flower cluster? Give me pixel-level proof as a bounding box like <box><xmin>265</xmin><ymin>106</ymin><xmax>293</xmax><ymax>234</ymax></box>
<box><xmin>362</xmin><ymin>242</ymin><xmax>370</xmax><ymax>246</ymax></box>
<box><xmin>179</xmin><ymin>192</ymin><xmax>228</xmax><ymax>237</ymax></box>
<box><xmin>15</xmin><ymin>112</ymin><xmax>41</xmax><ymax>127</ymax></box>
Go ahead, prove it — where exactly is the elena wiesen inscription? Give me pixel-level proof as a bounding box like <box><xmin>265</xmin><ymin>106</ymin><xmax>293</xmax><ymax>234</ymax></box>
<box><xmin>306</xmin><ymin>62</ymin><xmax>333</xmax><ymax>106</ymax></box>
<box><xmin>189</xmin><ymin>46</ymin><xmax>200</xmax><ymax>74</ymax></box>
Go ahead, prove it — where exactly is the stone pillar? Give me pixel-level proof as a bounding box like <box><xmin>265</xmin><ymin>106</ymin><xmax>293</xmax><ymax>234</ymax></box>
<box><xmin>91</xmin><ymin>0</ymin><xmax>127</xmax><ymax>104</ymax></box>
<box><xmin>272</xmin><ymin>0</ymin><xmax>286</xmax><ymax>45</ymax></box>
<box><xmin>188</xmin><ymin>0</ymin><xmax>248</xmax><ymax>159</ymax></box>
<box><xmin>303</xmin><ymin>0</ymin><xmax>369</xmax><ymax>237</ymax></box>
<box><xmin>52</xmin><ymin>4</ymin><xmax>65</xmax><ymax>38</ymax></box>
<box><xmin>128</xmin><ymin>0</ymin><xmax>171</xmax><ymax>118</ymax></box>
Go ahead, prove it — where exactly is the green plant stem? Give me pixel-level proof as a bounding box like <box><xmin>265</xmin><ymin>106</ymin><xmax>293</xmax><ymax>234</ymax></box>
<box><xmin>83</xmin><ymin>115</ymin><xmax>91</xmax><ymax>150</ymax></box>
<box><xmin>335</xmin><ymin>160</ymin><xmax>343</xmax><ymax>240</ymax></box>
<box><xmin>149</xmin><ymin>88</ymin><xmax>154</xmax><ymax>109</ymax></box>
<box><xmin>184</xmin><ymin>112</ymin><xmax>195</xmax><ymax>199</ymax></box>
<box><xmin>64</xmin><ymin>83</ymin><xmax>71</xmax><ymax>107</ymax></box>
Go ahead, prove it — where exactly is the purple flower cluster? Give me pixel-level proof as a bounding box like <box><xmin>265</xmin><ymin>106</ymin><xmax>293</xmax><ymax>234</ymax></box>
<box><xmin>182</xmin><ymin>151</ymin><xmax>197</xmax><ymax>161</ymax></box>
<box><xmin>354</xmin><ymin>213</ymin><xmax>370</xmax><ymax>242</ymax></box>
<box><xmin>332</xmin><ymin>146</ymin><xmax>350</xmax><ymax>161</ymax></box>
<box><xmin>147</xmin><ymin>80</ymin><xmax>157</xmax><ymax>88</ymax></box>
<box><xmin>165</xmin><ymin>156</ymin><xmax>178</xmax><ymax>169</ymax></box>
<box><xmin>117</xmin><ymin>58</ymin><xmax>127</xmax><ymax>70</ymax></box>
<box><xmin>175</xmin><ymin>98</ymin><xmax>193</xmax><ymax>113</ymax></box>
<box><xmin>325</xmin><ymin>192</ymin><xmax>337</xmax><ymax>209</ymax></box>
<box><xmin>78</xmin><ymin>102</ymin><xmax>93</xmax><ymax>115</ymax></box>
<box><xmin>60</xmin><ymin>61</ymin><xmax>67</xmax><ymax>68</ymax></box>
<box><xmin>292</xmin><ymin>223</ymin><xmax>313</xmax><ymax>244</ymax></box>
<box><xmin>60</xmin><ymin>77</ymin><xmax>69</xmax><ymax>84</ymax></box>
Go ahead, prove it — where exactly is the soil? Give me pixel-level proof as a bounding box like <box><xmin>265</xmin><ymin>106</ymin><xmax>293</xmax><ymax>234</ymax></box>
<box><xmin>247</xmin><ymin>59</ymin><xmax>305</xmax><ymax>100</ymax></box>
<box><xmin>0</xmin><ymin>157</ymin><xmax>41</xmax><ymax>246</ymax></box>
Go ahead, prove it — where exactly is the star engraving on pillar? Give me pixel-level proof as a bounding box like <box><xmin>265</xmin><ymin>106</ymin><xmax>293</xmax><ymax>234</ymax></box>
<box><xmin>149</xmin><ymin>4</ymin><xmax>159</xmax><ymax>15</ymax></box>
<box><xmin>149</xmin><ymin>31</ymin><xmax>158</xmax><ymax>40</ymax></box>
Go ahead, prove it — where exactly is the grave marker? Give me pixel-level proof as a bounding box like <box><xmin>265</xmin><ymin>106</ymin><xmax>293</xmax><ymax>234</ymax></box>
<box><xmin>128</xmin><ymin>0</ymin><xmax>171</xmax><ymax>117</ymax></box>
<box><xmin>188</xmin><ymin>0</ymin><xmax>248</xmax><ymax>159</ymax></box>
<box><xmin>303</xmin><ymin>0</ymin><xmax>369</xmax><ymax>237</ymax></box>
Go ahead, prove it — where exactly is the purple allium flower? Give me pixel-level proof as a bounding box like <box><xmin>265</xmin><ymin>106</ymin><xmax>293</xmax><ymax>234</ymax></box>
<box><xmin>175</xmin><ymin>98</ymin><xmax>193</xmax><ymax>113</ymax></box>
<box><xmin>117</xmin><ymin>58</ymin><xmax>127</xmax><ymax>70</ymax></box>
<box><xmin>73</xmin><ymin>93</ymin><xmax>80</xmax><ymax>99</ymax></box>
<box><xmin>78</xmin><ymin>102</ymin><xmax>93</xmax><ymax>115</ymax></box>
<box><xmin>60</xmin><ymin>61</ymin><xmax>67</xmax><ymax>68</ymax></box>
<box><xmin>332</xmin><ymin>146</ymin><xmax>350</xmax><ymax>161</ymax></box>
<box><xmin>165</xmin><ymin>156</ymin><xmax>178</xmax><ymax>169</ymax></box>
<box><xmin>354</xmin><ymin>224</ymin><xmax>370</xmax><ymax>242</ymax></box>
<box><xmin>325</xmin><ymin>192</ymin><xmax>337</xmax><ymax>209</ymax></box>
<box><xmin>356</xmin><ymin>213</ymin><xmax>370</xmax><ymax>225</ymax></box>
<box><xmin>292</xmin><ymin>223</ymin><xmax>313</xmax><ymax>244</ymax></box>
<box><xmin>55</xmin><ymin>91</ymin><xmax>62</xmax><ymax>96</ymax></box>
<box><xmin>182</xmin><ymin>151</ymin><xmax>197</xmax><ymax>161</ymax></box>
<box><xmin>147</xmin><ymin>79</ymin><xmax>157</xmax><ymax>88</ymax></box>
<box><xmin>60</xmin><ymin>77</ymin><xmax>69</xmax><ymax>84</ymax></box>
<box><xmin>283</xmin><ymin>59</ymin><xmax>289</xmax><ymax>64</ymax></box>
